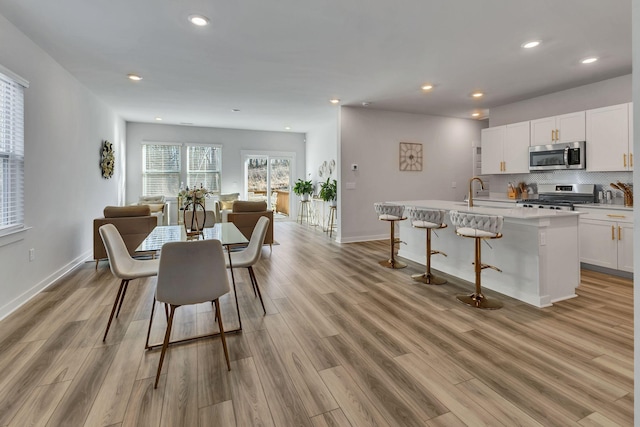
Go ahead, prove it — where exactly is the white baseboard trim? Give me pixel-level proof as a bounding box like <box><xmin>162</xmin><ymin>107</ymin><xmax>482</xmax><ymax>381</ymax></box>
<box><xmin>0</xmin><ymin>251</ymin><xmax>91</xmax><ymax>321</ymax></box>
<box><xmin>337</xmin><ymin>234</ymin><xmax>387</xmax><ymax>244</ymax></box>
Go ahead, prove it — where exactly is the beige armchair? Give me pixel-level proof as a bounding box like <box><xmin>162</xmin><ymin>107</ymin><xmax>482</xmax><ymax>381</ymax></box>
<box><xmin>227</xmin><ymin>200</ymin><xmax>274</xmax><ymax>246</ymax></box>
<box><xmin>93</xmin><ymin>205</ymin><xmax>158</xmax><ymax>269</ymax></box>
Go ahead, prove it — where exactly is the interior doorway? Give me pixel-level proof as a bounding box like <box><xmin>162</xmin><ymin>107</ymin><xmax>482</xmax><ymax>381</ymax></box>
<box><xmin>244</xmin><ymin>152</ymin><xmax>293</xmax><ymax>218</ymax></box>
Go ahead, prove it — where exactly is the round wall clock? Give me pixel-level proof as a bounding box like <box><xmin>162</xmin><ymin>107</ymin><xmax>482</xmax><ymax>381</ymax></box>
<box><xmin>399</xmin><ymin>142</ymin><xmax>423</xmax><ymax>171</ymax></box>
<box><xmin>101</xmin><ymin>140</ymin><xmax>115</xmax><ymax>179</ymax></box>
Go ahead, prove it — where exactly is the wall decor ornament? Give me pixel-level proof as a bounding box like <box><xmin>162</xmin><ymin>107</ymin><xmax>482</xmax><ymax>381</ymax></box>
<box><xmin>100</xmin><ymin>140</ymin><xmax>115</xmax><ymax>179</ymax></box>
<box><xmin>399</xmin><ymin>142</ymin><xmax>422</xmax><ymax>171</ymax></box>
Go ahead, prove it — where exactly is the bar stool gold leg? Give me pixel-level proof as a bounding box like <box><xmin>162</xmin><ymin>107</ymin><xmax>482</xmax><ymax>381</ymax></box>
<box><xmin>456</xmin><ymin>237</ymin><xmax>503</xmax><ymax>309</ymax></box>
<box><xmin>412</xmin><ymin>228</ymin><xmax>447</xmax><ymax>285</ymax></box>
<box><xmin>379</xmin><ymin>220</ymin><xmax>407</xmax><ymax>269</ymax></box>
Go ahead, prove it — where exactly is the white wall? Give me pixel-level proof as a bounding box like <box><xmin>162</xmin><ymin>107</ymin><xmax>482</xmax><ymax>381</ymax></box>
<box><xmin>0</xmin><ymin>14</ymin><xmax>124</xmax><ymax>319</ymax></box>
<box><xmin>632</xmin><ymin>0</ymin><xmax>639</xmax><ymax>421</ymax></box>
<box><xmin>126</xmin><ymin>122</ymin><xmax>305</xmax><ymax>202</ymax></box>
<box><xmin>305</xmin><ymin>118</ymin><xmax>339</xmax><ymax>186</ymax></box>
<box><xmin>338</xmin><ymin>107</ymin><xmax>484</xmax><ymax>243</ymax></box>
<box><xmin>489</xmin><ymin>74</ymin><xmax>632</xmax><ymax>127</ymax></box>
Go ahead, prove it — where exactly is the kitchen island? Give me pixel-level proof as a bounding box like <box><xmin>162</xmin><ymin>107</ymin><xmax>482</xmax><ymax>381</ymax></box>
<box><xmin>394</xmin><ymin>200</ymin><xmax>581</xmax><ymax>308</ymax></box>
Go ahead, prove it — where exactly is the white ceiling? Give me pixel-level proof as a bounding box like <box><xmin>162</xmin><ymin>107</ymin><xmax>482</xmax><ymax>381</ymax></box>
<box><xmin>0</xmin><ymin>0</ymin><xmax>631</xmax><ymax>133</ymax></box>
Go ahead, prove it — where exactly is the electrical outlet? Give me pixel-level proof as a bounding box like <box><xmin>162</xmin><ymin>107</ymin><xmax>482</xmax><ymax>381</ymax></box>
<box><xmin>451</xmin><ymin>181</ymin><xmax>457</xmax><ymax>188</ymax></box>
<box><xmin>539</xmin><ymin>232</ymin><xmax>546</xmax><ymax>246</ymax></box>
<box><xmin>29</xmin><ymin>248</ymin><xmax>35</xmax><ymax>262</ymax></box>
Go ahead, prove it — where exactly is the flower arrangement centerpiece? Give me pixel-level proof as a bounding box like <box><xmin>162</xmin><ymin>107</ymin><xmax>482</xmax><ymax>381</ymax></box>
<box><xmin>178</xmin><ymin>184</ymin><xmax>212</xmax><ymax>209</ymax></box>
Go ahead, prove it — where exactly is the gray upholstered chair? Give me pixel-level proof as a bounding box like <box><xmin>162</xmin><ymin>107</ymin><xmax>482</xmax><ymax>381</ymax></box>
<box><xmin>225</xmin><ymin>216</ymin><xmax>270</xmax><ymax>315</ymax></box>
<box><xmin>151</xmin><ymin>239</ymin><xmax>231</xmax><ymax>388</ymax></box>
<box><xmin>99</xmin><ymin>224</ymin><xmax>159</xmax><ymax>341</ymax></box>
<box><xmin>449</xmin><ymin>211</ymin><xmax>504</xmax><ymax>309</ymax></box>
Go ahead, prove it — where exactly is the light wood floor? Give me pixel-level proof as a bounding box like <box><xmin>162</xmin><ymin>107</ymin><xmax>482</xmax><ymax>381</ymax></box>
<box><xmin>0</xmin><ymin>221</ymin><xmax>633</xmax><ymax>426</ymax></box>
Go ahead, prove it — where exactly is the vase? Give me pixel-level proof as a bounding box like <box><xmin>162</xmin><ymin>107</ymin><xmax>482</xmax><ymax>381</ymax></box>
<box><xmin>183</xmin><ymin>201</ymin><xmax>206</xmax><ymax>239</ymax></box>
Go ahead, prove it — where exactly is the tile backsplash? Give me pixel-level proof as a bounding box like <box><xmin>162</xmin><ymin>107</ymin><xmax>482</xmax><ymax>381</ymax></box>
<box><xmin>486</xmin><ymin>170</ymin><xmax>633</xmax><ymax>202</ymax></box>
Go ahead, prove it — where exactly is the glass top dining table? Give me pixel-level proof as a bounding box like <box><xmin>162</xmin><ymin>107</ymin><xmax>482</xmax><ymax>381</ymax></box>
<box><xmin>136</xmin><ymin>223</ymin><xmax>248</xmax><ymax>253</ymax></box>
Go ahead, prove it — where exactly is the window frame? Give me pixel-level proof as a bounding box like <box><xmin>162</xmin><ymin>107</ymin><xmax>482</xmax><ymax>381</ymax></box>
<box><xmin>141</xmin><ymin>142</ymin><xmax>222</xmax><ymax>198</ymax></box>
<box><xmin>0</xmin><ymin>65</ymin><xmax>28</xmax><ymax>237</ymax></box>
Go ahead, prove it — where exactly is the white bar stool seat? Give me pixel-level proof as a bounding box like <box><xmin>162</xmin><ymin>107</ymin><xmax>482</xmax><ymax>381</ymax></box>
<box><xmin>449</xmin><ymin>210</ymin><xmax>504</xmax><ymax>310</ymax></box>
<box><xmin>408</xmin><ymin>207</ymin><xmax>448</xmax><ymax>285</ymax></box>
<box><xmin>374</xmin><ymin>203</ymin><xmax>407</xmax><ymax>269</ymax></box>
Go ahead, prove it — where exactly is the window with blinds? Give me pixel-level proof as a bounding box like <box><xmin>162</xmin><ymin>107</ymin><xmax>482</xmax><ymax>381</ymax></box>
<box><xmin>142</xmin><ymin>144</ymin><xmax>181</xmax><ymax>196</ymax></box>
<box><xmin>0</xmin><ymin>70</ymin><xmax>25</xmax><ymax>234</ymax></box>
<box><xmin>187</xmin><ymin>145</ymin><xmax>221</xmax><ymax>195</ymax></box>
<box><xmin>142</xmin><ymin>143</ymin><xmax>221</xmax><ymax>197</ymax></box>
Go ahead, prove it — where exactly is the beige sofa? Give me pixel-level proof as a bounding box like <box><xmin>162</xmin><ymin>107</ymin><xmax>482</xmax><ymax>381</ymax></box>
<box><xmin>93</xmin><ymin>205</ymin><xmax>158</xmax><ymax>268</ymax></box>
<box><xmin>227</xmin><ymin>200</ymin><xmax>274</xmax><ymax>245</ymax></box>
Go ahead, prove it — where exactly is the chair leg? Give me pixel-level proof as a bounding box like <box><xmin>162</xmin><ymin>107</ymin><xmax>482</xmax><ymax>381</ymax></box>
<box><xmin>115</xmin><ymin>280</ymin><xmax>130</xmax><ymax>318</ymax></box>
<box><xmin>145</xmin><ymin>297</ymin><xmax>157</xmax><ymax>350</ymax></box>
<box><xmin>155</xmin><ymin>304</ymin><xmax>177</xmax><ymax>389</ymax></box>
<box><xmin>226</xmin><ymin>251</ymin><xmax>242</xmax><ymax>331</ymax></box>
<box><xmin>215</xmin><ymin>299</ymin><xmax>231</xmax><ymax>371</ymax></box>
<box><xmin>103</xmin><ymin>279</ymin><xmax>127</xmax><ymax>342</ymax></box>
<box><xmin>95</xmin><ymin>260</ymin><xmax>99</xmax><ymax>270</ymax></box>
<box><xmin>248</xmin><ymin>267</ymin><xmax>266</xmax><ymax>315</ymax></box>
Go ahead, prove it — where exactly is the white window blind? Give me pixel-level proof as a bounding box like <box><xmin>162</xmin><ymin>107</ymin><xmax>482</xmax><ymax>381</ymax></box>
<box><xmin>142</xmin><ymin>143</ymin><xmax>222</xmax><ymax>197</ymax></box>
<box><xmin>187</xmin><ymin>145</ymin><xmax>221</xmax><ymax>194</ymax></box>
<box><xmin>0</xmin><ymin>71</ymin><xmax>25</xmax><ymax>233</ymax></box>
<box><xmin>142</xmin><ymin>143</ymin><xmax>181</xmax><ymax>196</ymax></box>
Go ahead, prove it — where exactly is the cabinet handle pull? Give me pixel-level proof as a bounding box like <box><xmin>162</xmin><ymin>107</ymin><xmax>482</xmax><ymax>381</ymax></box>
<box><xmin>631</xmin><ymin>153</ymin><xmax>633</xmax><ymax>168</ymax></box>
<box><xmin>612</xmin><ymin>225</ymin><xmax>615</xmax><ymax>240</ymax></box>
<box><xmin>556</xmin><ymin>129</ymin><xmax>559</xmax><ymax>141</ymax></box>
<box><xmin>607</xmin><ymin>214</ymin><xmax>626</xmax><ymax>218</ymax></box>
<box><xmin>623</xmin><ymin>154</ymin><xmax>627</xmax><ymax>168</ymax></box>
<box><xmin>503</xmin><ymin>161</ymin><xmax>506</xmax><ymax>172</ymax></box>
<box><xmin>618</xmin><ymin>226</ymin><xmax>622</xmax><ymax>241</ymax></box>
<box><xmin>551</xmin><ymin>130</ymin><xmax>554</xmax><ymax>141</ymax></box>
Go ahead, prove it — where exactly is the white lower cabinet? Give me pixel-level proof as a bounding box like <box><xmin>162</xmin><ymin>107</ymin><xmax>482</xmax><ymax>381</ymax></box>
<box><xmin>579</xmin><ymin>209</ymin><xmax>633</xmax><ymax>272</ymax></box>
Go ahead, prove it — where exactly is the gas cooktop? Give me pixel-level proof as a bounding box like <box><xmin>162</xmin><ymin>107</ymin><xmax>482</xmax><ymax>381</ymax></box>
<box><xmin>516</xmin><ymin>184</ymin><xmax>596</xmax><ymax>211</ymax></box>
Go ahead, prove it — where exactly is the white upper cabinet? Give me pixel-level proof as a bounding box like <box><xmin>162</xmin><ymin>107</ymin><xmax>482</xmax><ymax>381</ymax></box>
<box><xmin>481</xmin><ymin>121</ymin><xmax>530</xmax><ymax>175</ymax></box>
<box><xmin>530</xmin><ymin>111</ymin><xmax>585</xmax><ymax>145</ymax></box>
<box><xmin>480</xmin><ymin>126</ymin><xmax>504</xmax><ymax>175</ymax></box>
<box><xmin>629</xmin><ymin>103</ymin><xmax>634</xmax><ymax>171</ymax></box>
<box><xmin>586</xmin><ymin>103</ymin><xmax>630</xmax><ymax>171</ymax></box>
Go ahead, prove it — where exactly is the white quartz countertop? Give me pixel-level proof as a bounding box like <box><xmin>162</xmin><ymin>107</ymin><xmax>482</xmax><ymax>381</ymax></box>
<box><xmin>393</xmin><ymin>200</ymin><xmax>581</xmax><ymax>220</ymax></box>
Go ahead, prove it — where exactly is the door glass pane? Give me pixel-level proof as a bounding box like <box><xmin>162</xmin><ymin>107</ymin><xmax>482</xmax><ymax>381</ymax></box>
<box><xmin>246</xmin><ymin>156</ymin><xmax>268</xmax><ymax>201</ymax></box>
<box><xmin>270</xmin><ymin>157</ymin><xmax>291</xmax><ymax>216</ymax></box>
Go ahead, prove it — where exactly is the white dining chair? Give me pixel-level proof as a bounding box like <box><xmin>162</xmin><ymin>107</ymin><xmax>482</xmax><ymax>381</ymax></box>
<box><xmin>99</xmin><ymin>223</ymin><xmax>159</xmax><ymax>341</ymax></box>
<box><xmin>226</xmin><ymin>216</ymin><xmax>270</xmax><ymax>314</ymax></box>
<box><xmin>152</xmin><ymin>239</ymin><xmax>231</xmax><ymax>388</ymax></box>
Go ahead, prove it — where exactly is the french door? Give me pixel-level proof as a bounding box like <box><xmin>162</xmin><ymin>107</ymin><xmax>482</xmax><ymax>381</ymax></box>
<box><xmin>243</xmin><ymin>152</ymin><xmax>294</xmax><ymax>217</ymax></box>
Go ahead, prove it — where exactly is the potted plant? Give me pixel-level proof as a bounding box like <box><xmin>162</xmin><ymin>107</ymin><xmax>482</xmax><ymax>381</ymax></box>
<box><xmin>293</xmin><ymin>178</ymin><xmax>313</xmax><ymax>201</ymax></box>
<box><xmin>319</xmin><ymin>178</ymin><xmax>337</xmax><ymax>207</ymax></box>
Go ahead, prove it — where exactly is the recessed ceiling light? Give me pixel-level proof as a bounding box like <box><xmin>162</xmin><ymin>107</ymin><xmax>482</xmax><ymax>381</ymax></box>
<box><xmin>521</xmin><ymin>40</ymin><xmax>541</xmax><ymax>49</ymax></box>
<box><xmin>472</xmin><ymin>92</ymin><xmax>484</xmax><ymax>98</ymax></box>
<box><xmin>581</xmin><ymin>57</ymin><xmax>599</xmax><ymax>64</ymax></box>
<box><xmin>154</xmin><ymin>117</ymin><xmax>163</xmax><ymax>121</ymax></box>
<box><xmin>285</xmin><ymin>126</ymin><xmax>291</xmax><ymax>130</ymax></box>
<box><xmin>471</xmin><ymin>112</ymin><xmax>480</xmax><ymax>117</ymax></box>
<box><xmin>127</xmin><ymin>74</ymin><xmax>142</xmax><ymax>81</ymax></box>
<box><xmin>421</xmin><ymin>84</ymin><xmax>433</xmax><ymax>91</ymax></box>
<box><xmin>329</xmin><ymin>98</ymin><xmax>340</xmax><ymax>104</ymax></box>
<box><xmin>362</xmin><ymin>101</ymin><xmax>372</xmax><ymax>107</ymax></box>
<box><xmin>231</xmin><ymin>108</ymin><xmax>240</xmax><ymax>112</ymax></box>
<box><xmin>188</xmin><ymin>14</ymin><xmax>210</xmax><ymax>26</ymax></box>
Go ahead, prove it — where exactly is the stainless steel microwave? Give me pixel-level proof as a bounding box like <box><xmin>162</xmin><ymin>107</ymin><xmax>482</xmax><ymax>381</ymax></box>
<box><xmin>529</xmin><ymin>141</ymin><xmax>586</xmax><ymax>171</ymax></box>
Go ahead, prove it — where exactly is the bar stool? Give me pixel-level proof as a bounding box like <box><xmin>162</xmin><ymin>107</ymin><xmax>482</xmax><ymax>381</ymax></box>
<box><xmin>327</xmin><ymin>205</ymin><xmax>337</xmax><ymax>237</ymax></box>
<box><xmin>408</xmin><ymin>207</ymin><xmax>447</xmax><ymax>285</ymax></box>
<box><xmin>298</xmin><ymin>199</ymin><xmax>311</xmax><ymax>224</ymax></box>
<box><xmin>374</xmin><ymin>203</ymin><xmax>407</xmax><ymax>269</ymax></box>
<box><xmin>449</xmin><ymin>210</ymin><xmax>504</xmax><ymax>310</ymax></box>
